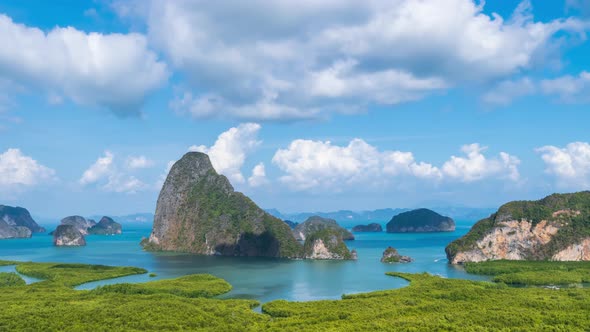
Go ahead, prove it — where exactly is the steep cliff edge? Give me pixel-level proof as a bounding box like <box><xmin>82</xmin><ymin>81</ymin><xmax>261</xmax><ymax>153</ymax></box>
<box><xmin>446</xmin><ymin>192</ymin><xmax>590</xmax><ymax>264</ymax></box>
<box><xmin>143</xmin><ymin>152</ymin><xmax>302</xmax><ymax>258</ymax></box>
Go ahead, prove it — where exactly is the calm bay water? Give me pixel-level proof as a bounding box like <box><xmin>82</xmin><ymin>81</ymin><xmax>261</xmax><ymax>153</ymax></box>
<box><xmin>0</xmin><ymin>220</ymin><xmax>489</xmax><ymax>304</ymax></box>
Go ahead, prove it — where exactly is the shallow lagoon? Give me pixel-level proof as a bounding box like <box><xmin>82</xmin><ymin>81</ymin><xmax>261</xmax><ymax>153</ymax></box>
<box><xmin>0</xmin><ymin>220</ymin><xmax>489</xmax><ymax>304</ymax></box>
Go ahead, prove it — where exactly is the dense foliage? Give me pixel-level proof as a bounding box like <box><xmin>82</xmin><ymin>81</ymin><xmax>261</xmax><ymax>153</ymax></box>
<box><xmin>0</xmin><ymin>272</ymin><xmax>25</xmax><ymax>287</ymax></box>
<box><xmin>1</xmin><ymin>259</ymin><xmax>589</xmax><ymax>330</ymax></box>
<box><xmin>464</xmin><ymin>260</ymin><xmax>590</xmax><ymax>285</ymax></box>
<box><xmin>13</xmin><ymin>261</ymin><xmax>146</xmax><ymax>286</ymax></box>
<box><xmin>386</xmin><ymin>208</ymin><xmax>454</xmax><ymax>232</ymax></box>
<box><xmin>447</xmin><ymin>191</ymin><xmax>590</xmax><ymax>258</ymax></box>
<box><xmin>92</xmin><ymin>274</ymin><xmax>231</xmax><ymax>298</ymax></box>
<box><xmin>302</xmin><ymin>228</ymin><xmax>354</xmax><ymax>259</ymax></box>
<box><xmin>293</xmin><ymin>216</ymin><xmax>354</xmax><ymax>241</ymax></box>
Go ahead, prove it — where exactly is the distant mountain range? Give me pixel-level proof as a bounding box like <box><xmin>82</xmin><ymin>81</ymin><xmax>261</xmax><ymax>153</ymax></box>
<box><xmin>34</xmin><ymin>207</ymin><xmax>494</xmax><ymax>229</ymax></box>
<box><xmin>265</xmin><ymin>207</ymin><xmax>495</xmax><ymax>227</ymax></box>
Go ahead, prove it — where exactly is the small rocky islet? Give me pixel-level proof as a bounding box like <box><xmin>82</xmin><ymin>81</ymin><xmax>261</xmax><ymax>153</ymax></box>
<box><xmin>381</xmin><ymin>246</ymin><xmax>413</xmax><ymax>263</ymax></box>
<box><xmin>352</xmin><ymin>223</ymin><xmax>383</xmax><ymax>232</ymax></box>
<box><xmin>387</xmin><ymin>208</ymin><xmax>455</xmax><ymax>233</ymax></box>
<box><xmin>52</xmin><ymin>215</ymin><xmax>122</xmax><ymax>246</ymax></box>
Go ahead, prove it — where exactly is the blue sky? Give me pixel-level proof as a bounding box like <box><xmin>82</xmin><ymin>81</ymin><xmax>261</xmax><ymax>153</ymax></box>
<box><xmin>1</xmin><ymin>0</ymin><xmax>590</xmax><ymax>218</ymax></box>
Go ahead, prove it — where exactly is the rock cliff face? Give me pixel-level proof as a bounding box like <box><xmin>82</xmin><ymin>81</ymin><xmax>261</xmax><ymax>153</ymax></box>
<box><xmin>303</xmin><ymin>229</ymin><xmax>356</xmax><ymax>260</ymax></box>
<box><xmin>88</xmin><ymin>217</ymin><xmax>122</xmax><ymax>235</ymax></box>
<box><xmin>0</xmin><ymin>221</ymin><xmax>31</xmax><ymax>239</ymax></box>
<box><xmin>293</xmin><ymin>216</ymin><xmax>354</xmax><ymax>241</ymax></box>
<box><xmin>53</xmin><ymin>225</ymin><xmax>86</xmax><ymax>246</ymax></box>
<box><xmin>0</xmin><ymin>205</ymin><xmax>45</xmax><ymax>239</ymax></box>
<box><xmin>352</xmin><ymin>223</ymin><xmax>383</xmax><ymax>232</ymax></box>
<box><xmin>386</xmin><ymin>209</ymin><xmax>455</xmax><ymax>233</ymax></box>
<box><xmin>60</xmin><ymin>216</ymin><xmax>96</xmax><ymax>235</ymax></box>
<box><xmin>446</xmin><ymin>192</ymin><xmax>590</xmax><ymax>264</ymax></box>
<box><xmin>381</xmin><ymin>246</ymin><xmax>413</xmax><ymax>263</ymax></box>
<box><xmin>143</xmin><ymin>152</ymin><xmax>302</xmax><ymax>258</ymax></box>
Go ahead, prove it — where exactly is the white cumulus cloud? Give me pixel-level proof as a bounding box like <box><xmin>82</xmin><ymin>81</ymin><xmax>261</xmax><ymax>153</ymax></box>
<box><xmin>272</xmin><ymin>140</ymin><xmax>520</xmax><ymax>191</ymax></box>
<box><xmin>536</xmin><ymin>142</ymin><xmax>590</xmax><ymax>188</ymax></box>
<box><xmin>0</xmin><ymin>148</ymin><xmax>56</xmax><ymax>189</ymax></box>
<box><xmin>541</xmin><ymin>71</ymin><xmax>590</xmax><ymax>103</ymax></box>
<box><xmin>272</xmin><ymin>138</ymin><xmax>441</xmax><ymax>191</ymax></box>
<box><xmin>79</xmin><ymin>151</ymin><xmax>147</xmax><ymax>193</ymax></box>
<box><xmin>248</xmin><ymin>163</ymin><xmax>268</xmax><ymax>187</ymax></box>
<box><xmin>0</xmin><ymin>14</ymin><xmax>168</xmax><ymax>115</ymax></box>
<box><xmin>189</xmin><ymin>123</ymin><xmax>262</xmax><ymax>183</ymax></box>
<box><xmin>442</xmin><ymin>144</ymin><xmax>521</xmax><ymax>182</ymax></box>
<box><xmin>125</xmin><ymin>155</ymin><xmax>154</xmax><ymax>169</ymax></box>
<box><xmin>116</xmin><ymin>0</ymin><xmax>588</xmax><ymax>121</ymax></box>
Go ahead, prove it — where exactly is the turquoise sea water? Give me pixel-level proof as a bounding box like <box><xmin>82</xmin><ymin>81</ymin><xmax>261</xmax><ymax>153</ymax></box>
<box><xmin>0</xmin><ymin>220</ymin><xmax>489</xmax><ymax>304</ymax></box>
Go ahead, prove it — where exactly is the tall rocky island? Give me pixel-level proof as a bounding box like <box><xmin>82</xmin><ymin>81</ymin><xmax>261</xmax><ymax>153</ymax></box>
<box><xmin>446</xmin><ymin>192</ymin><xmax>590</xmax><ymax>264</ymax></box>
<box><xmin>143</xmin><ymin>152</ymin><xmax>302</xmax><ymax>258</ymax></box>
<box><xmin>387</xmin><ymin>208</ymin><xmax>455</xmax><ymax>233</ymax></box>
<box><xmin>0</xmin><ymin>205</ymin><xmax>45</xmax><ymax>239</ymax></box>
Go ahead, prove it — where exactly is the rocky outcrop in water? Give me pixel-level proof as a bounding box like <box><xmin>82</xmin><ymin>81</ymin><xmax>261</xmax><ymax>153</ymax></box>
<box><xmin>446</xmin><ymin>192</ymin><xmax>590</xmax><ymax>264</ymax></box>
<box><xmin>381</xmin><ymin>246</ymin><xmax>413</xmax><ymax>263</ymax></box>
<box><xmin>387</xmin><ymin>209</ymin><xmax>455</xmax><ymax>233</ymax></box>
<box><xmin>352</xmin><ymin>223</ymin><xmax>383</xmax><ymax>232</ymax></box>
<box><xmin>88</xmin><ymin>216</ymin><xmax>122</xmax><ymax>235</ymax></box>
<box><xmin>53</xmin><ymin>225</ymin><xmax>86</xmax><ymax>246</ymax></box>
<box><xmin>0</xmin><ymin>205</ymin><xmax>45</xmax><ymax>239</ymax></box>
<box><xmin>143</xmin><ymin>152</ymin><xmax>302</xmax><ymax>258</ymax></box>
<box><xmin>60</xmin><ymin>216</ymin><xmax>96</xmax><ymax>235</ymax></box>
<box><xmin>303</xmin><ymin>229</ymin><xmax>356</xmax><ymax>260</ymax></box>
<box><xmin>293</xmin><ymin>216</ymin><xmax>354</xmax><ymax>241</ymax></box>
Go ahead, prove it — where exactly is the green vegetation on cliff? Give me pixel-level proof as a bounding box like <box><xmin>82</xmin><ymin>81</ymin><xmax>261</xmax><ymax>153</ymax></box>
<box><xmin>386</xmin><ymin>208</ymin><xmax>455</xmax><ymax>233</ymax></box>
<box><xmin>0</xmin><ymin>259</ymin><xmax>590</xmax><ymax>330</ymax></box>
<box><xmin>293</xmin><ymin>216</ymin><xmax>354</xmax><ymax>241</ymax></box>
<box><xmin>145</xmin><ymin>152</ymin><xmax>302</xmax><ymax>258</ymax></box>
<box><xmin>446</xmin><ymin>191</ymin><xmax>590</xmax><ymax>260</ymax></box>
<box><xmin>464</xmin><ymin>260</ymin><xmax>590</xmax><ymax>285</ymax></box>
<box><xmin>302</xmin><ymin>228</ymin><xmax>355</xmax><ymax>260</ymax></box>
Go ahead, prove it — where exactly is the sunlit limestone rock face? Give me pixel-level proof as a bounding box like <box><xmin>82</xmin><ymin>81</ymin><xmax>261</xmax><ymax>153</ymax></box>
<box><xmin>60</xmin><ymin>216</ymin><xmax>96</xmax><ymax>235</ymax></box>
<box><xmin>0</xmin><ymin>205</ymin><xmax>45</xmax><ymax>239</ymax></box>
<box><xmin>446</xmin><ymin>192</ymin><xmax>590</xmax><ymax>264</ymax></box>
<box><xmin>303</xmin><ymin>229</ymin><xmax>356</xmax><ymax>260</ymax></box>
<box><xmin>53</xmin><ymin>225</ymin><xmax>86</xmax><ymax>246</ymax></box>
<box><xmin>387</xmin><ymin>209</ymin><xmax>455</xmax><ymax>233</ymax></box>
<box><xmin>293</xmin><ymin>216</ymin><xmax>354</xmax><ymax>241</ymax></box>
<box><xmin>143</xmin><ymin>152</ymin><xmax>302</xmax><ymax>258</ymax></box>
